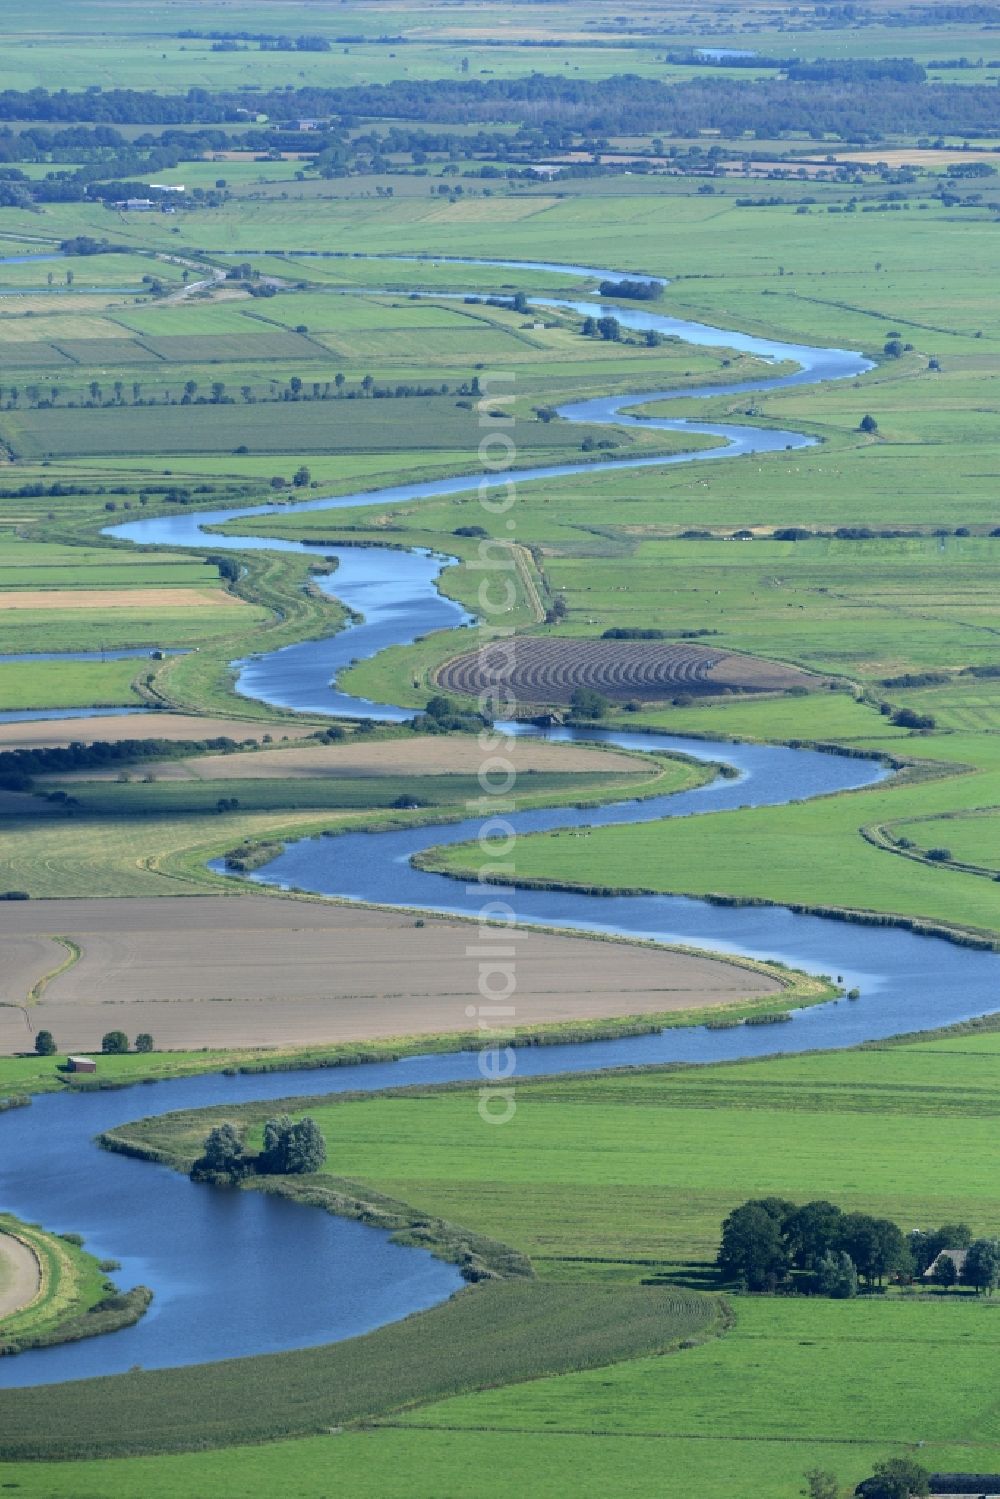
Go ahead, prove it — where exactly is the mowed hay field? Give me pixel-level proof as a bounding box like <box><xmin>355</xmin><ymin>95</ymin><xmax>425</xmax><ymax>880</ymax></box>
<box><xmin>52</xmin><ymin>735</ymin><xmax>643</xmax><ymax>781</ymax></box>
<box><xmin>0</xmin><ymin>714</ymin><xmax>324</xmax><ymax>751</ymax></box>
<box><xmin>0</xmin><ymin>895</ymin><xmax>780</xmax><ymax>1055</ymax></box>
<box><xmin>0</xmin><ymin>587</ymin><xmax>236</xmax><ymax>611</ymax></box>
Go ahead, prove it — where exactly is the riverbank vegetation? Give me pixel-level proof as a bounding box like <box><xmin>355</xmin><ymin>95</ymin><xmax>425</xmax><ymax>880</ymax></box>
<box><xmin>0</xmin><ymin>1213</ymin><xmax>150</xmax><ymax>1356</ymax></box>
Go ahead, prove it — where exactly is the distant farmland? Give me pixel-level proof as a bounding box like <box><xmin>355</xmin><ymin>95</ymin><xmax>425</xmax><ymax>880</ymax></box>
<box><xmin>0</xmin><ymin>396</ymin><xmax>607</xmax><ymax>459</ymax></box>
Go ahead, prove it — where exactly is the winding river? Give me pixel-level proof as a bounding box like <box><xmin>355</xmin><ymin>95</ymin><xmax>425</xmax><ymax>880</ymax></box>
<box><xmin>2</xmin><ymin>258</ymin><xmax>993</xmax><ymax>1390</ymax></box>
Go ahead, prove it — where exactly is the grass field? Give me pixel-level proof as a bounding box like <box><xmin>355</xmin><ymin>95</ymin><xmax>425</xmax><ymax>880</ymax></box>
<box><xmin>40</xmin><ymin>767</ymin><xmax>644</xmax><ymax>815</ymax></box>
<box><xmin>0</xmin><ymin>746</ymin><xmax>699</xmax><ymax>897</ymax></box>
<box><xmin>2</xmin><ymin>24</ymin><xmax>1000</xmax><ymax>1495</ymax></box>
<box><xmin>1</xmin><ymin>395</ymin><xmax>627</xmax><ymax>461</ymax></box>
<box><xmin>424</xmin><ymin>733</ymin><xmax>1000</xmax><ymax>941</ymax></box>
<box><xmin>3</xmin><ymin>1024</ymin><xmax>1000</xmax><ymax>1491</ymax></box>
<box><xmin>0</xmin><ymin>659</ymin><xmax>141</xmax><ymax>710</ymax></box>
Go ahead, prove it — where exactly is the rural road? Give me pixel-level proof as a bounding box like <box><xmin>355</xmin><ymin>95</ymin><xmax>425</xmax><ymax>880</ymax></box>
<box><xmin>0</xmin><ymin>1231</ymin><xmax>40</xmax><ymax>1320</ymax></box>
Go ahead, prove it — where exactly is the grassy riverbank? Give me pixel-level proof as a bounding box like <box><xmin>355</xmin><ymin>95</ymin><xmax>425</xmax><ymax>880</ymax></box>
<box><xmin>0</xmin><ymin>1213</ymin><xmax>150</xmax><ymax>1356</ymax></box>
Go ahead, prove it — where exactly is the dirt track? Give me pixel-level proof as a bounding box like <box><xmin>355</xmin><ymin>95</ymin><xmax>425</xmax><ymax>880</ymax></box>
<box><xmin>0</xmin><ymin>895</ymin><xmax>778</xmax><ymax>1054</ymax></box>
<box><xmin>0</xmin><ymin>1232</ymin><xmax>40</xmax><ymax>1320</ymax></box>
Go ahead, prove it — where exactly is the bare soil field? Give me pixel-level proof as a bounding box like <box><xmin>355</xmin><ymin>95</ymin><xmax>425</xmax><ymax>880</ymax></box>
<box><xmin>0</xmin><ymin>934</ymin><xmax>63</xmax><ymax>1005</ymax></box>
<box><xmin>437</xmin><ymin>637</ymin><xmax>818</xmax><ymax>706</ymax></box>
<box><xmin>54</xmin><ymin>736</ymin><xmax>642</xmax><ymax>782</ymax></box>
<box><xmin>0</xmin><ymin>1232</ymin><xmax>40</xmax><ymax>1320</ymax></box>
<box><xmin>0</xmin><ymin>588</ymin><xmax>239</xmax><ymax>611</ymax></box>
<box><xmin>0</xmin><ymin>714</ymin><xmax>322</xmax><ymax>751</ymax></box>
<box><xmin>0</xmin><ymin>895</ymin><xmax>779</xmax><ymax>1054</ymax></box>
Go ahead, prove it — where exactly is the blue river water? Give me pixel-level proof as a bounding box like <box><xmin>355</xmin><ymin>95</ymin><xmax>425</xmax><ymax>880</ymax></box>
<box><xmin>0</xmin><ymin>257</ymin><xmax>988</xmax><ymax>1390</ymax></box>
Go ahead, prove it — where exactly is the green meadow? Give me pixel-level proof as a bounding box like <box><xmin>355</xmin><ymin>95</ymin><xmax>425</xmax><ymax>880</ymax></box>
<box><xmin>0</xmin><ymin>749</ymin><xmax>694</xmax><ymax>898</ymax></box>
<box><xmin>0</xmin><ymin>659</ymin><xmax>141</xmax><ymax>710</ymax></box>
<box><xmin>4</xmin><ymin>1026</ymin><xmax>1000</xmax><ymax>1493</ymax></box>
<box><xmin>1</xmin><ymin>10</ymin><xmax>1000</xmax><ymax>1494</ymax></box>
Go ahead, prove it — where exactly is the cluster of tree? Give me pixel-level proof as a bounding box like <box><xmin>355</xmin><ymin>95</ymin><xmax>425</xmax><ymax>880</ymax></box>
<box><xmin>178</xmin><ymin>28</ymin><xmax>333</xmax><ymax>50</ymax></box>
<box><xmin>410</xmin><ymin>695</ymin><xmax>486</xmax><ymax>734</ymax></box>
<box><xmin>853</xmin><ymin>1457</ymin><xmax>932</xmax><ymax>1499</ymax></box>
<box><xmin>99</xmin><ymin>1030</ymin><xmax>155</xmax><ymax>1054</ymax></box>
<box><xmin>874</xmin><ymin>2</ymin><xmax>1000</xmax><ymax>23</ymax></box>
<box><xmin>581</xmin><ymin>315</ymin><xmax>623</xmax><ymax>341</ymax></box>
<box><xmin>190</xmin><ymin>1115</ymin><xmax>326</xmax><ymax>1185</ymax></box>
<box><xmin>769</xmin><ymin>526</ymin><xmax>985</xmax><ymax>543</ymax></box>
<box><xmin>597</xmin><ymin>278</ymin><xmax>663</xmax><ymax>301</ymax></box>
<box><xmin>785</xmin><ymin>57</ymin><xmax>926</xmax><ymax>83</ymax></box>
<box><xmin>569</xmin><ymin>687</ymin><xmax>609</xmax><ymax>720</ymax></box>
<box><xmin>881</xmin><ymin>705</ymin><xmax>936</xmax><ymax>729</ymax></box>
<box><xmin>5</xmin><ymin>76</ymin><xmax>1000</xmax><ymax>143</ymax></box>
<box><xmin>59</xmin><ymin>235</ymin><xmax>128</xmax><ymax>256</ymax></box>
<box><xmin>664</xmin><ymin>49</ymin><xmax>792</xmax><ymax>69</ymax></box>
<box><xmin>602</xmin><ymin>627</ymin><xmax>670</xmax><ymax>639</ymax></box>
<box><xmin>719</xmin><ymin>1198</ymin><xmax>1000</xmax><ymax>1295</ymax></box>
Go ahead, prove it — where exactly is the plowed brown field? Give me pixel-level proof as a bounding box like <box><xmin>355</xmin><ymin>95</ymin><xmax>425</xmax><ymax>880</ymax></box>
<box><xmin>436</xmin><ymin>636</ymin><xmax>817</xmax><ymax>705</ymax></box>
<box><xmin>0</xmin><ymin>896</ymin><xmax>779</xmax><ymax>1054</ymax></box>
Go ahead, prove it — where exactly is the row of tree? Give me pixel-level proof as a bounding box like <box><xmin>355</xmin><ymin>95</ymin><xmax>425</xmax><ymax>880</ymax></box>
<box><xmin>33</xmin><ymin>1030</ymin><xmax>154</xmax><ymax>1055</ymax></box>
<box><xmin>718</xmin><ymin>1198</ymin><xmax>1000</xmax><ymax>1295</ymax></box>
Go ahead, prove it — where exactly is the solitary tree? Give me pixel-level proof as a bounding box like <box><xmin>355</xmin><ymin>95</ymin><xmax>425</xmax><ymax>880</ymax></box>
<box><xmin>191</xmin><ymin>1122</ymin><xmax>248</xmax><ymax>1184</ymax></box>
<box><xmin>101</xmin><ymin>1030</ymin><xmax>129</xmax><ymax>1055</ymax></box>
<box><xmin>425</xmin><ymin>694</ymin><xmax>457</xmax><ymax>721</ymax></box>
<box><xmin>962</xmin><ymin>1238</ymin><xmax>1000</xmax><ymax>1296</ymax></box>
<box><xmin>259</xmin><ymin>1114</ymin><xmax>326</xmax><ymax>1175</ymax></box>
<box><xmin>838</xmin><ymin>1213</ymin><xmax>911</xmax><ymax>1286</ymax></box>
<box><xmin>859</xmin><ymin>413</ymin><xmax>878</xmax><ymax>434</ymax></box>
<box><xmin>718</xmin><ymin>1201</ymin><xmax>789</xmax><ymax>1291</ymax></box>
<box><xmin>34</xmin><ymin>1029</ymin><xmax>57</xmax><ymax>1056</ymax></box>
<box><xmin>802</xmin><ymin>1470</ymin><xmax>840</xmax><ymax>1499</ymax></box>
<box><xmin>569</xmin><ymin>686</ymin><xmax>609</xmax><ymax>720</ymax></box>
<box><xmin>814</xmin><ymin>1249</ymin><xmax>858</xmax><ymax>1299</ymax></box>
<box><xmin>784</xmin><ymin>1200</ymin><xmax>844</xmax><ymax>1270</ymax></box>
<box><xmin>931</xmin><ymin>1252</ymin><xmax>959</xmax><ymax>1290</ymax></box>
<box><xmin>134</xmin><ymin>1033</ymin><xmax>155</xmax><ymax>1054</ymax></box>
